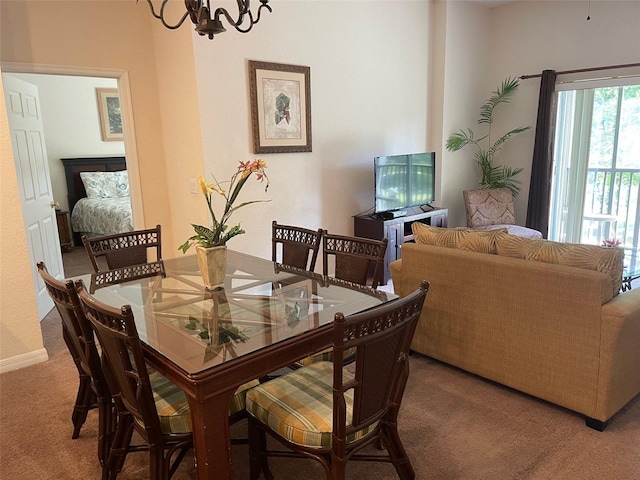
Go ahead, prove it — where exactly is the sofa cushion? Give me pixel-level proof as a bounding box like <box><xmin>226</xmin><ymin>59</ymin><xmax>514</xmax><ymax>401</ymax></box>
<box><xmin>412</xmin><ymin>224</ymin><xmax>508</xmax><ymax>254</ymax></box>
<box><xmin>495</xmin><ymin>235</ymin><xmax>624</xmax><ymax>297</ymax></box>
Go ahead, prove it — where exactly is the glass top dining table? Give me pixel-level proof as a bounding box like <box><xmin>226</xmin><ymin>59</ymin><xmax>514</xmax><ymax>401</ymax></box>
<box><xmin>77</xmin><ymin>250</ymin><xmax>398</xmax><ymax>480</ymax></box>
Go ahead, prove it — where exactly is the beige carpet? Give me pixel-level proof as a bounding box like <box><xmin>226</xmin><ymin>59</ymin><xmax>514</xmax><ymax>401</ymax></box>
<box><xmin>0</xmin><ymin>248</ymin><xmax>638</xmax><ymax>479</ymax></box>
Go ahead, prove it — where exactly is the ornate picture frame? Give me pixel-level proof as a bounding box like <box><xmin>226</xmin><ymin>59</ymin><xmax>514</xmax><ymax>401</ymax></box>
<box><xmin>96</xmin><ymin>88</ymin><xmax>123</xmax><ymax>142</ymax></box>
<box><xmin>249</xmin><ymin>61</ymin><xmax>312</xmax><ymax>153</ymax></box>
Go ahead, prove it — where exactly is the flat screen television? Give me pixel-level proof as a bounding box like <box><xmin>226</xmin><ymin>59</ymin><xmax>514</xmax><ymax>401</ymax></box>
<box><xmin>374</xmin><ymin>152</ymin><xmax>436</xmax><ymax>214</ymax></box>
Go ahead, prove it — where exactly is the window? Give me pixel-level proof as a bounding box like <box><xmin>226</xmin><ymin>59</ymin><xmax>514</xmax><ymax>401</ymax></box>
<box><xmin>548</xmin><ymin>80</ymin><xmax>640</xmax><ymax>272</ymax></box>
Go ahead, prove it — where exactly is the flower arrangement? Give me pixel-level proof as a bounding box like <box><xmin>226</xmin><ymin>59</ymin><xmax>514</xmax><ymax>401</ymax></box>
<box><xmin>602</xmin><ymin>238</ymin><xmax>622</xmax><ymax>248</ymax></box>
<box><xmin>179</xmin><ymin>159</ymin><xmax>270</xmax><ymax>253</ymax></box>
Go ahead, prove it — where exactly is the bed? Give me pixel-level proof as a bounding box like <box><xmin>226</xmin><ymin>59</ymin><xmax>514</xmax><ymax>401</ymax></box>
<box><xmin>62</xmin><ymin>156</ymin><xmax>134</xmax><ymax>246</ymax></box>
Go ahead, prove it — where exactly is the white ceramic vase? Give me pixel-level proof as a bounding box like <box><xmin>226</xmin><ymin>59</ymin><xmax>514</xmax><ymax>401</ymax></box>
<box><xmin>195</xmin><ymin>245</ymin><xmax>227</xmax><ymax>290</ymax></box>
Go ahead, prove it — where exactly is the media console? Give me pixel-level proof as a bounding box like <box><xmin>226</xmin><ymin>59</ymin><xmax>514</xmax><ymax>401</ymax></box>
<box><xmin>354</xmin><ymin>206</ymin><xmax>448</xmax><ymax>285</ymax></box>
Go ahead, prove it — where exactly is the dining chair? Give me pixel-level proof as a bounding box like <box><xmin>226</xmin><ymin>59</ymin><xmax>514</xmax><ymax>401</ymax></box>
<box><xmin>82</xmin><ymin>225</ymin><xmax>165</xmax><ymax>275</ymax></box>
<box><xmin>290</xmin><ymin>233</ymin><xmax>389</xmax><ymax>370</ymax></box>
<box><xmin>322</xmin><ymin>231</ymin><xmax>388</xmax><ymax>289</ymax></box>
<box><xmin>75</xmin><ymin>279</ymin><xmax>258</xmax><ymax>480</ymax></box>
<box><xmin>272</xmin><ymin>221</ymin><xmax>323</xmax><ymax>272</ymax></box>
<box><xmin>37</xmin><ymin>262</ymin><xmax>114</xmax><ymax>479</ymax></box>
<box><xmin>245</xmin><ymin>280</ymin><xmax>429</xmax><ymax>480</ymax></box>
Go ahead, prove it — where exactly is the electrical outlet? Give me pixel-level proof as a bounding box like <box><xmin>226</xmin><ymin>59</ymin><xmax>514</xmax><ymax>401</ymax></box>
<box><xmin>189</xmin><ymin>178</ymin><xmax>198</xmax><ymax>194</ymax></box>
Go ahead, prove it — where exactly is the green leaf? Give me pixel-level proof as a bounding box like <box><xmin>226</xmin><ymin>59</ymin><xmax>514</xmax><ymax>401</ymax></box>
<box><xmin>478</xmin><ymin>77</ymin><xmax>521</xmax><ymax>125</ymax></box>
<box><xmin>446</xmin><ymin>77</ymin><xmax>530</xmax><ymax>195</ymax></box>
<box><xmin>178</xmin><ymin>240</ymin><xmax>193</xmax><ymax>253</ymax></box>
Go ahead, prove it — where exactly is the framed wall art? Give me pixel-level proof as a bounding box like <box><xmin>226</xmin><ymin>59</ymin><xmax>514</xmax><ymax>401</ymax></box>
<box><xmin>249</xmin><ymin>61</ymin><xmax>312</xmax><ymax>153</ymax></box>
<box><xmin>96</xmin><ymin>88</ymin><xmax>123</xmax><ymax>141</ymax></box>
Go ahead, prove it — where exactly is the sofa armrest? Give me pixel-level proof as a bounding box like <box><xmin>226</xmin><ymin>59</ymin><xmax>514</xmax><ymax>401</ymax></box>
<box><xmin>389</xmin><ymin>259</ymin><xmax>403</xmax><ymax>296</ymax></box>
<box><xmin>595</xmin><ymin>287</ymin><xmax>640</xmax><ymax>421</ymax></box>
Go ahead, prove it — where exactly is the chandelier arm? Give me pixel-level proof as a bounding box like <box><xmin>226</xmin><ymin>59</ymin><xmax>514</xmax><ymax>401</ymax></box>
<box><xmin>143</xmin><ymin>0</ymin><xmax>191</xmax><ymax>29</ymax></box>
<box><xmin>240</xmin><ymin>4</ymin><xmax>271</xmax><ymax>32</ymax></box>
<box><xmin>232</xmin><ymin>11</ymin><xmax>255</xmax><ymax>33</ymax></box>
<box><xmin>236</xmin><ymin>0</ymin><xmax>250</xmax><ymax>15</ymax></box>
<box><xmin>214</xmin><ymin>7</ymin><xmax>244</xmax><ymax>30</ymax></box>
<box><xmin>217</xmin><ymin>2</ymin><xmax>271</xmax><ymax>33</ymax></box>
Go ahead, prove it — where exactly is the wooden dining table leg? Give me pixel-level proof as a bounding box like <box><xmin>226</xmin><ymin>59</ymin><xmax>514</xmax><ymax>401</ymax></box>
<box><xmin>187</xmin><ymin>387</ymin><xmax>237</xmax><ymax>480</ymax></box>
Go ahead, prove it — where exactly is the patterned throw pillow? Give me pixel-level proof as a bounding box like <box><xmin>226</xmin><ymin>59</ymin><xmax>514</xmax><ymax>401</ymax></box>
<box><xmin>495</xmin><ymin>235</ymin><xmax>624</xmax><ymax>297</ymax></box>
<box><xmin>80</xmin><ymin>171</ymin><xmax>129</xmax><ymax>198</ymax></box>
<box><xmin>411</xmin><ymin>223</ymin><xmax>508</xmax><ymax>254</ymax></box>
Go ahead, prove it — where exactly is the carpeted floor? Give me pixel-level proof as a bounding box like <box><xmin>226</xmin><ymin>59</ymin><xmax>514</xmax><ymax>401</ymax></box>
<box><xmin>0</xmin><ymin>247</ymin><xmax>638</xmax><ymax>479</ymax></box>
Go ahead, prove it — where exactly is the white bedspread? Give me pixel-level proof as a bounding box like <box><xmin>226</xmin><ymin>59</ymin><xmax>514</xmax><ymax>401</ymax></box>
<box><xmin>71</xmin><ymin>196</ymin><xmax>133</xmax><ymax>235</ymax></box>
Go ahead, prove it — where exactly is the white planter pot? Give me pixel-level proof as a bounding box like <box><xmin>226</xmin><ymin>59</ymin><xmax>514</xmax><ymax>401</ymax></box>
<box><xmin>195</xmin><ymin>245</ymin><xmax>227</xmax><ymax>290</ymax></box>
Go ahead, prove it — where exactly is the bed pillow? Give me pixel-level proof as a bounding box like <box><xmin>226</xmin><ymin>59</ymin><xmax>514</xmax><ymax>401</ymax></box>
<box><xmin>80</xmin><ymin>170</ymin><xmax>129</xmax><ymax>198</ymax></box>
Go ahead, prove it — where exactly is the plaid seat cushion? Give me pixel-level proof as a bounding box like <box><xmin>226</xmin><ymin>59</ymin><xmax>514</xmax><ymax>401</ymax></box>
<box><xmin>296</xmin><ymin>346</ymin><xmax>356</xmax><ymax>367</ymax></box>
<box><xmin>146</xmin><ymin>368</ymin><xmax>258</xmax><ymax>434</ymax></box>
<box><xmin>246</xmin><ymin>361</ymin><xmax>377</xmax><ymax>448</ymax></box>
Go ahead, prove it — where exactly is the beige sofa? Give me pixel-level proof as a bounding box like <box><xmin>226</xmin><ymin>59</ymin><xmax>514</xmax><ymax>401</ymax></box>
<box><xmin>390</xmin><ymin>227</ymin><xmax>640</xmax><ymax>430</ymax></box>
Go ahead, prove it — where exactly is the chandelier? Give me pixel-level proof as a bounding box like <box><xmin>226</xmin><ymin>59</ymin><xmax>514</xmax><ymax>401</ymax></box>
<box><xmin>143</xmin><ymin>0</ymin><xmax>272</xmax><ymax>40</ymax></box>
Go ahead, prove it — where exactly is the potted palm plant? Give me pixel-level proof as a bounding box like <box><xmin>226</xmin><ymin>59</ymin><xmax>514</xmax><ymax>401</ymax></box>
<box><xmin>446</xmin><ymin>77</ymin><xmax>531</xmax><ymax>196</ymax></box>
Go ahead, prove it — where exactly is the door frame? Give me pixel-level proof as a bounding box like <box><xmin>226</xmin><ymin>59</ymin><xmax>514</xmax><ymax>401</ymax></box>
<box><xmin>1</xmin><ymin>62</ymin><xmax>145</xmax><ymax>230</ymax></box>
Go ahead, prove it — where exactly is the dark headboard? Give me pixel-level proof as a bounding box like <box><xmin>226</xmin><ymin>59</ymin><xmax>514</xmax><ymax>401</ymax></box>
<box><xmin>61</xmin><ymin>156</ymin><xmax>126</xmax><ymax>213</ymax></box>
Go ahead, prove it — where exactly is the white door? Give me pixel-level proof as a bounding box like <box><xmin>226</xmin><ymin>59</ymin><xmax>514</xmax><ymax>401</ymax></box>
<box><xmin>3</xmin><ymin>74</ymin><xmax>63</xmax><ymax>319</ymax></box>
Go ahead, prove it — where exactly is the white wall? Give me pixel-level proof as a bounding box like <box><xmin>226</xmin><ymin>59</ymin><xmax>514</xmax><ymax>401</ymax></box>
<box><xmin>488</xmin><ymin>0</ymin><xmax>640</xmax><ymax>223</ymax></box>
<box><xmin>190</xmin><ymin>0</ymin><xmax>432</xmax><ymax>260</ymax></box>
<box><xmin>436</xmin><ymin>0</ymin><xmax>493</xmax><ymax>227</ymax></box>
<box><xmin>6</xmin><ymin>74</ymin><xmax>123</xmax><ymax>212</ymax></box>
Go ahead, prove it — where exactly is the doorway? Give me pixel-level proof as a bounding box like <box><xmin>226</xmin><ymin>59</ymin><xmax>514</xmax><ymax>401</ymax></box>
<box><xmin>5</xmin><ymin>73</ymin><xmax>123</xmax><ymax>229</ymax></box>
<box><xmin>1</xmin><ymin>62</ymin><xmax>143</xmax><ymax>316</ymax></box>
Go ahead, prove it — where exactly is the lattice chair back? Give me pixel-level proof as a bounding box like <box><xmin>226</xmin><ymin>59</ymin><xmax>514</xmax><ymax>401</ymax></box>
<box><xmin>76</xmin><ymin>280</ymin><xmax>162</xmax><ymax>436</ymax></box>
<box><xmin>82</xmin><ymin>225</ymin><xmax>163</xmax><ymax>272</ymax></box>
<box><xmin>331</xmin><ymin>280</ymin><xmax>429</xmax><ymax>472</ymax></box>
<box><xmin>272</xmin><ymin>221</ymin><xmax>323</xmax><ymax>271</ymax></box>
<box><xmin>82</xmin><ymin>225</ymin><xmax>165</xmax><ymax>289</ymax></box>
<box><xmin>37</xmin><ymin>262</ymin><xmax>113</xmax><ymax>474</ymax></box>
<box><xmin>75</xmin><ymin>279</ymin><xmax>193</xmax><ymax>480</ymax></box>
<box><xmin>322</xmin><ymin>232</ymin><xmax>388</xmax><ymax>289</ymax></box>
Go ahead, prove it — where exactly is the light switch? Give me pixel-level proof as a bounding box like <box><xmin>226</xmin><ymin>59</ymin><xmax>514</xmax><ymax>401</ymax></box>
<box><xmin>189</xmin><ymin>178</ymin><xmax>198</xmax><ymax>194</ymax></box>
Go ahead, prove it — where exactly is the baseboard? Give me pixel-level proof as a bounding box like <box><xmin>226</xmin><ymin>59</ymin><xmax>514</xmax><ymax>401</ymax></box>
<box><xmin>0</xmin><ymin>348</ymin><xmax>49</xmax><ymax>374</ymax></box>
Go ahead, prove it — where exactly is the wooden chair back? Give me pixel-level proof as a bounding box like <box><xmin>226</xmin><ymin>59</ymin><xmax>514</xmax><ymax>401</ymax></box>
<box><xmin>37</xmin><ymin>262</ymin><xmax>113</xmax><ymax>472</ymax></box>
<box><xmin>322</xmin><ymin>232</ymin><xmax>388</xmax><ymax>288</ymax></box>
<box><xmin>331</xmin><ymin>280</ymin><xmax>429</xmax><ymax>476</ymax></box>
<box><xmin>272</xmin><ymin>221</ymin><xmax>323</xmax><ymax>271</ymax></box>
<box><xmin>75</xmin><ymin>279</ymin><xmax>164</xmax><ymax>441</ymax></box>
<box><xmin>82</xmin><ymin>225</ymin><xmax>163</xmax><ymax>272</ymax></box>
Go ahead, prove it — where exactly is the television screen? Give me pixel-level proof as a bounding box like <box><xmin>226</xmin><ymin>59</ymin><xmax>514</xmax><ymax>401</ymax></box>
<box><xmin>374</xmin><ymin>152</ymin><xmax>435</xmax><ymax>214</ymax></box>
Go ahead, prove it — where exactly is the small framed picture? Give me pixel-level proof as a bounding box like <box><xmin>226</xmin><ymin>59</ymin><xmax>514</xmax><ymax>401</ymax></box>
<box><xmin>96</xmin><ymin>88</ymin><xmax>123</xmax><ymax>141</ymax></box>
<box><xmin>249</xmin><ymin>61</ymin><xmax>312</xmax><ymax>153</ymax></box>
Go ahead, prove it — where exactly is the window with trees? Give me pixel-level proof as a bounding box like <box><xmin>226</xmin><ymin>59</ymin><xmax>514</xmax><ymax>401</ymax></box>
<box><xmin>548</xmin><ymin>80</ymin><xmax>640</xmax><ymax>272</ymax></box>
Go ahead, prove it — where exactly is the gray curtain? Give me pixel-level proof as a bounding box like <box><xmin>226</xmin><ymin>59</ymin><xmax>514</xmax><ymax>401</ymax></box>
<box><xmin>525</xmin><ymin>70</ymin><xmax>557</xmax><ymax>238</ymax></box>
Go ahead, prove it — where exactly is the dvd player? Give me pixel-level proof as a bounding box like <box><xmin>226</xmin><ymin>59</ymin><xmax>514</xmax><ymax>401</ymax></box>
<box><xmin>378</xmin><ymin>210</ymin><xmax>407</xmax><ymax>220</ymax></box>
